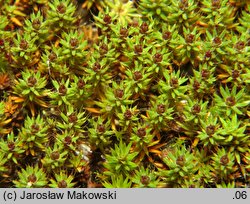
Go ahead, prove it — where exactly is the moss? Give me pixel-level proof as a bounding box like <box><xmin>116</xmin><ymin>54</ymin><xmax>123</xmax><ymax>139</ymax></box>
<box><xmin>0</xmin><ymin>0</ymin><xmax>249</xmax><ymax>188</ymax></box>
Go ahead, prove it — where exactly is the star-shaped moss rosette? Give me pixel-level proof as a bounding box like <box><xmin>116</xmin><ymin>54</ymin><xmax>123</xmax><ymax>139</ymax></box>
<box><xmin>23</xmin><ymin>10</ymin><xmax>49</xmax><ymax>44</ymax></box>
<box><xmin>46</xmin><ymin>0</ymin><xmax>77</xmax><ymax>31</ymax></box>
<box><xmin>49</xmin><ymin>78</ymin><xmax>75</xmax><ymax>107</ymax></box>
<box><xmin>159</xmin><ymin>140</ymin><xmax>199</xmax><ymax>187</ymax></box>
<box><xmin>100</xmin><ymin>0</ymin><xmax>140</xmax><ymax>25</ymax></box>
<box><xmin>103</xmin><ymin>141</ymin><xmax>138</xmax><ymax>177</ymax></box>
<box><xmin>88</xmin><ymin>116</ymin><xmax>113</xmax><ymax>151</ymax></box>
<box><xmin>11</xmin><ymin>32</ymin><xmax>38</xmax><ymax>67</ymax></box>
<box><xmin>197</xmin><ymin>113</ymin><xmax>223</xmax><ymax>147</ymax></box>
<box><xmin>41</xmin><ymin>142</ymin><xmax>68</xmax><ymax>171</ymax></box>
<box><xmin>18</xmin><ymin>114</ymin><xmax>48</xmax><ymax>156</ymax></box>
<box><xmin>0</xmin><ymin>0</ymin><xmax>249</xmax><ymax>188</ymax></box>
<box><xmin>13</xmin><ymin>165</ymin><xmax>48</xmax><ymax>188</ymax></box>
<box><xmin>218</xmin><ymin>114</ymin><xmax>249</xmax><ymax>165</ymax></box>
<box><xmin>59</xmin><ymin>30</ymin><xmax>88</xmax><ymax>71</ymax></box>
<box><xmin>132</xmin><ymin>166</ymin><xmax>161</xmax><ymax>188</ymax></box>
<box><xmin>211</xmin><ymin>147</ymin><xmax>236</xmax><ymax>181</ymax></box>
<box><xmin>49</xmin><ymin>171</ymin><xmax>76</xmax><ymax>188</ymax></box>
<box><xmin>214</xmin><ymin>85</ymin><xmax>250</xmax><ymax>116</ymax></box>
<box><xmin>0</xmin><ymin>132</ymin><xmax>25</xmax><ymax>164</ymax></box>
<box><xmin>56</xmin><ymin>105</ymin><xmax>87</xmax><ymax>133</ymax></box>
<box><xmin>12</xmin><ymin>70</ymin><xmax>49</xmax><ymax>115</ymax></box>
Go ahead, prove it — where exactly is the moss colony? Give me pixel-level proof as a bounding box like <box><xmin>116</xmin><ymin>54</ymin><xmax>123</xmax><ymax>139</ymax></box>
<box><xmin>0</xmin><ymin>0</ymin><xmax>249</xmax><ymax>188</ymax></box>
